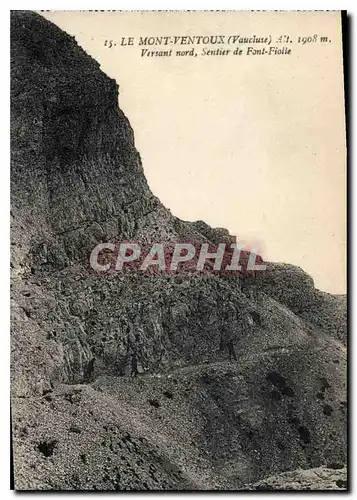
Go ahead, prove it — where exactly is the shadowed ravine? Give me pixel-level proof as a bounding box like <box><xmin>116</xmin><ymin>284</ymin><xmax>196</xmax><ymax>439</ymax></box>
<box><xmin>11</xmin><ymin>11</ymin><xmax>347</xmax><ymax>490</ymax></box>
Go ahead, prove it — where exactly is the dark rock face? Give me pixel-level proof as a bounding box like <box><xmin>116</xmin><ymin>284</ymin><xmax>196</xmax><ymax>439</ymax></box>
<box><xmin>11</xmin><ymin>11</ymin><xmax>347</xmax><ymax>490</ymax></box>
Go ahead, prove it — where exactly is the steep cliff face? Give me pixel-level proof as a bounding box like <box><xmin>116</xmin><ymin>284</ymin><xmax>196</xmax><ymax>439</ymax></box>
<box><xmin>11</xmin><ymin>10</ymin><xmax>153</xmax><ymax>271</ymax></box>
<box><xmin>11</xmin><ymin>11</ymin><xmax>347</xmax><ymax>491</ymax></box>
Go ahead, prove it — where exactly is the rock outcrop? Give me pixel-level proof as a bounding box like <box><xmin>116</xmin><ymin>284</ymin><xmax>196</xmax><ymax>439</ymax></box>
<box><xmin>11</xmin><ymin>11</ymin><xmax>347</xmax><ymax>490</ymax></box>
<box><xmin>250</xmin><ymin>465</ymin><xmax>347</xmax><ymax>491</ymax></box>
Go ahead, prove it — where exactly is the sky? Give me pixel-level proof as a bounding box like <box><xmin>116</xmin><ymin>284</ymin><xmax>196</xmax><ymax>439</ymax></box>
<box><xmin>40</xmin><ymin>10</ymin><xmax>346</xmax><ymax>294</ymax></box>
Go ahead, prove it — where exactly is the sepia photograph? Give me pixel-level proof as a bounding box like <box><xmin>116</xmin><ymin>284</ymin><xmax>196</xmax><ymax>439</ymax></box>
<box><xmin>10</xmin><ymin>9</ymin><xmax>347</xmax><ymax>491</ymax></box>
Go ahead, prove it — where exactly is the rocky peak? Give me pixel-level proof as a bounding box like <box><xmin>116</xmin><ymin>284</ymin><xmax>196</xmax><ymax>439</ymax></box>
<box><xmin>11</xmin><ymin>11</ymin><xmax>346</xmax><ymax>491</ymax></box>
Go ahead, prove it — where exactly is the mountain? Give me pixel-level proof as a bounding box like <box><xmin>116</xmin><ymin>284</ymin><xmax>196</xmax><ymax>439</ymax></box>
<box><xmin>11</xmin><ymin>11</ymin><xmax>347</xmax><ymax>490</ymax></box>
